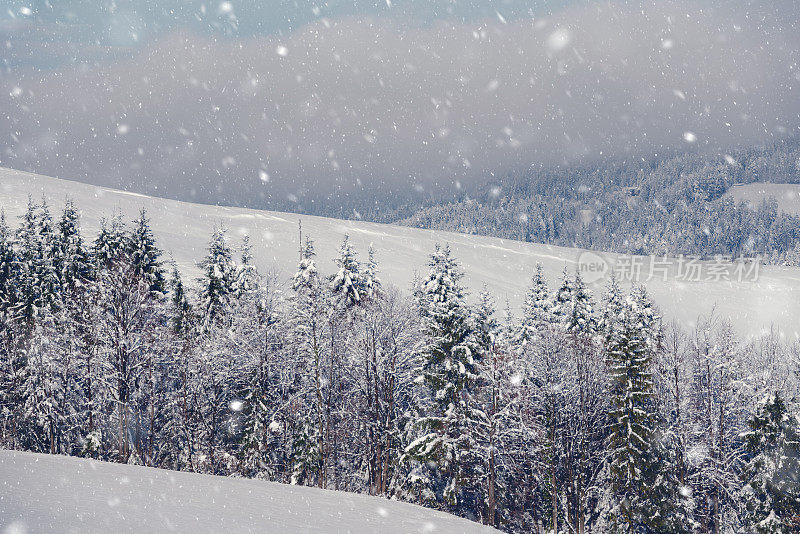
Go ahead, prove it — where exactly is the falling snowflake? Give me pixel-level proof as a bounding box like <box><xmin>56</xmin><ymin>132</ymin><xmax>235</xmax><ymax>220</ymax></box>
<box><xmin>546</xmin><ymin>29</ymin><xmax>572</xmax><ymax>52</ymax></box>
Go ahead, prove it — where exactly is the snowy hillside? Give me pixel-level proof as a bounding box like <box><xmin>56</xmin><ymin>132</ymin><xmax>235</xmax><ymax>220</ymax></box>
<box><xmin>2</xmin><ymin>166</ymin><xmax>799</xmax><ymax>338</ymax></box>
<box><xmin>0</xmin><ymin>450</ymin><xmax>498</xmax><ymax>533</ymax></box>
<box><xmin>726</xmin><ymin>182</ymin><xmax>800</xmax><ymax>217</ymax></box>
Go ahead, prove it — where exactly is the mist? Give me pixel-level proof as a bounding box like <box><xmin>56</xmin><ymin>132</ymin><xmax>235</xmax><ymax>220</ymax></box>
<box><xmin>2</xmin><ymin>0</ymin><xmax>798</xmax><ymax>210</ymax></box>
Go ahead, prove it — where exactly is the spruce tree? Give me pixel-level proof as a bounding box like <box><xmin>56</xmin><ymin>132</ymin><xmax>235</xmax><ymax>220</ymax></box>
<box><xmin>551</xmin><ymin>267</ymin><xmax>574</xmax><ymax>330</ymax></box>
<box><xmin>92</xmin><ymin>211</ymin><xmax>127</xmax><ymax>271</ymax></box>
<box><xmin>362</xmin><ymin>244</ymin><xmax>382</xmax><ymax>301</ymax></box>
<box><xmin>168</xmin><ymin>264</ymin><xmax>192</xmax><ymax>336</ymax></box>
<box><xmin>740</xmin><ymin>392</ymin><xmax>800</xmax><ymax>533</ymax></box>
<box><xmin>567</xmin><ymin>271</ymin><xmax>595</xmax><ymax>336</ymax></box>
<box><xmin>518</xmin><ymin>263</ymin><xmax>552</xmax><ymax>345</ymax></box>
<box><xmin>233</xmin><ymin>234</ymin><xmax>259</xmax><ymax>298</ymax></box>
<box><xmin>34</xmin><ymin>197</ymin><xmax>60</xmax><ymax>312</ymax></box>
<box><xmin>329</xmin><ymin>234</ymin><xmax>363</xmax><ymax>309</ymax></box>
<box><xmin>606</xmin><ymin>289</ymin><xmax>657</xmax><ymax>532</ymax></box>
<box><xmin>197</xmin><ymin>225</ymin><xmax>236</xmax><ymax>326</ymax></box>
<box><xmin>0</xmin><ymin>211</ymin><xmax>17</xmax><ymax>314</ymax></box>
<box><xmin>127</xmin><ymin>208</ymin><xmax>165</xmax><ymax>295</ymax></box>
<box><xmin>289</xmin><ymin>236</ymin><xmax>327</xmax><ymax>487</ymax></box>
<box><xmin>402</xmin><ymin>244</ymin><xmax>479</xmax><ymax>513</ymax></box>
<box><xmin>55</xmin><ymin>199</ymin><xmax>90</xmax><ymax>290</ymax></box>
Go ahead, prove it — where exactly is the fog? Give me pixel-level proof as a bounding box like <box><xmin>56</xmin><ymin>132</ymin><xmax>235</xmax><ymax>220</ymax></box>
<box><xmin>1</xmin><ymin>0</ymin><xmax>798</xmax><ymax>210</ymax></box>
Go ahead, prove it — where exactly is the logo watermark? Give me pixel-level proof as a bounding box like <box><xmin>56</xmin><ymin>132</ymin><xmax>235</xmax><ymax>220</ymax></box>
<box><xmin>577</xmin><ymin>252</ymin><xmax>761</xmax><ymax>283</ymax></box>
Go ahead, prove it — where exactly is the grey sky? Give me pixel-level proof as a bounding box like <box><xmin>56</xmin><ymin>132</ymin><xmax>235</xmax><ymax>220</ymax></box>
<box><xmin>1</xmin><ymin>1</ymin><xmax>798</xmax><ymax>210</ymax></box>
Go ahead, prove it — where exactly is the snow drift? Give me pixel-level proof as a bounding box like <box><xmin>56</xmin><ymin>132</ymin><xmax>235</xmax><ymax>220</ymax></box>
<box><xmin>0</xmin><ymin>450</ymin><xmax>498</xmax><ymax>533</ymax></box>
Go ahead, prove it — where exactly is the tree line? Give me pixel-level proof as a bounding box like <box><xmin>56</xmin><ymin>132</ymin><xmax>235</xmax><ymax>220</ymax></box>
<box><xmin>1</xmin><ymin>196</ymin><xmax>799</xmax><ymax>533</ymax></box>
<box><xmin>399</xmin><ymin>138</ymin><xmax>800</xmax><ymax>265</ymax></box>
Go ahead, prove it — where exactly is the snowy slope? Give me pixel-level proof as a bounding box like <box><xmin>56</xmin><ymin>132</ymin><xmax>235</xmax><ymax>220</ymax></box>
<box><xmin>2</xmin><ymin>166</ymin><xmax>800</xmax><ymax>338</ymax></box>
<box><xmin>0</xmin><ymin>450</ymin><xmax>498</xmax><ymax>534</ymax></box>
<box><xmin>726</xmin><ymin>182</ymin><xmax>800</xmax><ymax>217</ymax></box>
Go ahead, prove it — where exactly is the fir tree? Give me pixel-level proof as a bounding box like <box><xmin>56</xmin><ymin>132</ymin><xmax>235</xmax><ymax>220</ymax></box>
<box><xmin>197</xmin><ymin>225</ymin><xmax>236</xmax><ymax>326</ymax></box>
<box><xmin>0</xmin><ymin>211</ymin><xmax>17</xmax><ymax>314</ymax></box>
<box><xmin>329</xmin><ymin>234</ymin><xmax>363</xmax><ymax>309</ymax></box>
<box><xmin>740</xmin><ymin>392</ymin><xmax>800</xmax><ymax>533</ymax></box>
<box><xmin>233</xmin><ymin>234</ymin><xmax>260</xmax><ymax>298</ymax></box>
<box><xmin>518</xmin><ymin>263</ymin><xmax>553</xmax><ymax>345</ymax></box>
<box><xmin>127</xmin><ymin>208</ymin><xmax>165</xmax><ymax>295</ymax></box>
<box><xmin>362</xmin><ymin>244</ymin><xmax>382</xmax><ymax>301</ymax></box>
<box><xmin>551</xmin><ymin>267</ymin><xmax>574</xmax><ymax>330</ymax></box>
<box><xmin>402</xmin><ymin>244</ymin><xmax>479</xmax><ymax>513</ymax></box>
<box><xmin>55</xmin><ymin>199</ymin><xmax>91</xmax><ymax>290</ymax></box>
<box><xmin>168</xmin><ymin>263</ymin><xmax>192</xmax><ymax>336</ymax></box>
<box><xmin>605</xmin><ymin>290</ymin><xmax>658</xmax><ymax>532</ymax></box>
<box><xmin>92</xmin><ymin>211</ymin><xmax>127</xmax><ymax>271</ymax></box>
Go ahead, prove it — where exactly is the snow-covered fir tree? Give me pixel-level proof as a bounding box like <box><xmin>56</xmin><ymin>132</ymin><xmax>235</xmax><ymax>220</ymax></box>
<box><xmin>361</xmin><ymin>244</ymin><xmax>382</xmax><ymax>301</ymax></box>
<box><xmin>401</xmin><ymin>244</ymin><xmax>481</xmax><ymax>515</ymax></box>
<box><xmin>605</xmin><ymin>288</ymin><xmax>658</xmax><ymax>532</ymax></box>
<box><xmin>517</xmin><ymin>263</ymin><xmax>553</xmax><ymax>345</ymax></box>
<box><xmin>197</xmin><ymin>225</ymin><xmax>237</xmax><ymax>327</ymax></box>
<box><xmin>288</xmin><ymin>236</ymin><xmax>328</xmax><ymax>487</ymax></box>
<box><xmin>740</xmin><ymin>392</ymin><xmax>800</xmax><ymax>533</ymax></box>
<box><xmin>329</xmin><ymin>234</ymin><xmax>363</xmax><ymax>309</ymax></box>
<box><xmin>92</xmin><ymin>211</ymin><xmax>127</xmax><ymax>270</ymax></box>
<box><xmin>53</xmin><ymin>199</ymin><xmax>90</xmax><ymax>292</ymax></box>
<box><xmin>127</xmin><ymin>208</ymin><xmax>166</xmax><ymax>295</ymax></box>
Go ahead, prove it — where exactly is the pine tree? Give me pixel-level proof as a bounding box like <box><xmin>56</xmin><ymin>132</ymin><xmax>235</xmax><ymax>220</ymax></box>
<box><xmin>92</xmin><ymin>211</ymin><xmax>127</xmax><ymax>271</ymax></box>
<box><xmin>362</xmin><ymin>244</ymin><xmax>382</xmax><ymax>301</ymax></box>
<box><xmin>567</xmin><ymin>271</ymin><xmax>596</xmax><ymax>337</ymax></box>
<box><xmin>233</xmin><ymin>234</ymin><xmax>259</xmax><ymax>298</ymax></box>
<box><xmin>54</xmin><ymin>199</ymin><xmax>91</xmax><ymax>290</ymax></box>
<box><xmin>288</xmin><ymin>236</ymin><xmax>328</xmax><ymax>487</ymax></box>
<box><xmin>518</xmin><ymin>263</ymin><xmax>553</xmax><ymax>345</ymax></box>
<box><xmin>127</xmin><ymin>208</ymin><xmax>165</xmax><ymax>295</ymax></box>
<box><xmin>402</xmin><ymin>244</ymin><xmax>479</xmax><ymax>514</ymax></box>
<box><xmin>197</xmin><ymin>225</ymin><xmax>236</xmax><ymax>326</ymax></box>
<box><xmin>605</xmin><ymin>289</ymin><xmax>658</xmax><ymax>532</ymax></box>
<box><xmin>740</xmin><ymin>393</ymin><xmax>800</xmax><ymax>533</ymax></box>
<box><xmin>329</xmin><ymin>234</ymin><xmax>363</xmax><ymax>309</ymax></box>
<box><xmin>551</xmin><ymin>267</ymin><xmax>574</xmax><ymax>330</ymax></box>
<box><xmin>0</xmin><ymin>211</ymin><xmax>17</xmax><ymax>314</ymax></box>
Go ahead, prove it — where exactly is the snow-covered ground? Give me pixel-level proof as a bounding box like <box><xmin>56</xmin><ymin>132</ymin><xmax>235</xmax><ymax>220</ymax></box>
<box><xmin>0</xmin><ymin>450</ymin><xmax>498</xmax><ymax>534</ymax></box>
<box><xmin>2</xmin><ymin>167</ymin><xmax>799</xmax><ymax>338</ymax></box>
<box><xmin>726</xmin><ymin>182</ymin><xmax>800</xmax><ymax>217</ymax></box>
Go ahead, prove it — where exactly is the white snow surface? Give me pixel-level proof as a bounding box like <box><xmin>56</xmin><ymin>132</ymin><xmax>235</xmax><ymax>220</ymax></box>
<box><xmin>2</xmin><ymin>167</ymin><xmax>800</xmax><ymax>338</ymax></box>
<box><xmin>726</xmin><ymin>182</ymin><xmax>800</xmax><ymax>217</ymax></box>
<box><xmin>0</xmin><ymin>450</ymin><xmax>498</xmax><ymax>533</ymax></box>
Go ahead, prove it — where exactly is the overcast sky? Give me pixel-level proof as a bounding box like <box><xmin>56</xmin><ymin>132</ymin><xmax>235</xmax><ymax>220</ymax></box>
<box><xmin>1</xmin><ymin>0</ymin><xmax>798</xmax><ymax>209</ymax></box>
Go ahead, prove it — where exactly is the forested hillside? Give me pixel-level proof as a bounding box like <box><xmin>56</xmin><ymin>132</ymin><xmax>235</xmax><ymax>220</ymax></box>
<box><xmin>399</xmin><ymin>138</ymin><xmax>800</xmax><ymax>264</ymax></box>
<box><xmin>1</xmin><ymin>197</ymin><xmax>799</xmax><ymax>532</ymax></box>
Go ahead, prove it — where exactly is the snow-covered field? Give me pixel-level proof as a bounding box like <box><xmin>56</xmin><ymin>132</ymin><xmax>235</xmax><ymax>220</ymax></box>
<box><xmin>726</xmin><ymin>182</ymin><xmax>800</xmax><ymax>216</ymax></box>
<box><xmin>0</xmin><ymin>450</ymin><xmax>498</xmax><ymax>533</ymax></box>
<box><xmin>2</xmin><ymin>167</ymin><xmax>800</xmax><ymax>338</ymax></box>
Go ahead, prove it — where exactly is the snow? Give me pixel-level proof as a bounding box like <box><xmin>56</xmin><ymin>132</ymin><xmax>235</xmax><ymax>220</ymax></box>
<box><xmin>726</xmin><ymin>182</ymin><xmax>800</xmax><ymax>217</ymax></box>
<box><xmin>0</xmin><ymin>450</ymin><xmax>498</xmax><ymax>534</ymax></box>
<box><xmin>1</xmin><ymin>167</ymin><xmax>799</xmax><ymax>338</ymax></box>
